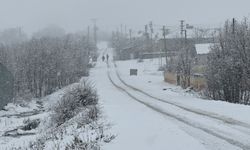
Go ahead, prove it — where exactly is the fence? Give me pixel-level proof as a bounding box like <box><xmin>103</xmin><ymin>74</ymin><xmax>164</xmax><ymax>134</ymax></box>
<box><xmin>164</xmin><ymin>72</ymin><xmax>206</xmax><ymax>91</ymax></box>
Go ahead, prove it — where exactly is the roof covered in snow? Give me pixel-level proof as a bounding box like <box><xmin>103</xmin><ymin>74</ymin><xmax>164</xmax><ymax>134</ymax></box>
<box><xmin>195</xmin><ymin>43</ymin><xmax>213</xmax><ymax>54</ymax></box>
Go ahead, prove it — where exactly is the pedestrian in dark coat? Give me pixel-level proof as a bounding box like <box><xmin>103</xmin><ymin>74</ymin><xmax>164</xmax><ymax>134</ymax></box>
<box><xmin>102</xmin><ymin>56</ymin><xmax>105</xmax><ymax>62</ymax></box>
<box><xmin>106</xmin><ymin>54</ymin><xmax>109</xmax><ymax>61</ymax></box>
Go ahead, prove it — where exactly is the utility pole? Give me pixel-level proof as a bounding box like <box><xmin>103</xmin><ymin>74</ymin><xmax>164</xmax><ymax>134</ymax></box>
<box><xmin>87</xmin><ymin>26</ymin><xmax>90</xmax><ymax>58</ymax></box>
<box><xmin>91</xmin><ymin>18</ymin><xmax>98</xmax><ymax>46</ymax></box>
<box><xmin>232</xmin><ymin>18</ymin><xmax>236</xmax><ymax>34</ymax></box>
<box><xmin>184</xmin><ymin>29</ymin><xmax>187</xmax><ymax>44</ymax></box>
<box><xmin>144</xmin><ymin>25</ymin><xmax>149</xmax><ymax>52</ymax></box>
<box><xmin>149</xmin><ymin>21</ymin><xmax>154</xmax><ymax>52</ymax></box>
<box><xmin>145</xmin><ymin>25</ymin><xmax>149</xmax><ymax>38</ymax></box>
<box><xmin>162</xmin><ymin>25</ymin><xmax>168</xmax><ymax>66</ymax></box>
<box><xmin>177</xmin><ymin>20</ymin><xmax>185</xmax><ymax>86</ymax></box>
<box><xmin>129</xmin><ymin>29</ymin><xmax>132</xmax><ymax>42</ymax></box>
<box><xmin>179</xmin><ymin>20</ymin><xmax>194</xmax><ymax>88</ymax></box>
<box><xmin>180</xmin><ymin>20</ymin><xmax>185</xmax><ymax>38</ymax></box>
<box><xmin>184</xmin><ymin>29</ymin><xmax>189</xmax><ymax>87</ymax></box>
<box><xmin>121</xmin><ymin>24</ymin><xmax>123</xmax><ymax>35</ymax></box>
<box><xmin>125</xmin><ymin>25</ymin><xmax>127</xmax><ymax>37</ymax></box>
<box><xmin>87</xmin><ymin>26</ymin><xmax>90</xmax><ymax>44</ymax></box>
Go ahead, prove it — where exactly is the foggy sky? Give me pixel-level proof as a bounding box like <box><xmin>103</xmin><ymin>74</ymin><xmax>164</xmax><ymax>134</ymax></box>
<box><xmin>0</xmin><ymin>0</ymin><xmax>250</xmax><ymax>34</ymax></box>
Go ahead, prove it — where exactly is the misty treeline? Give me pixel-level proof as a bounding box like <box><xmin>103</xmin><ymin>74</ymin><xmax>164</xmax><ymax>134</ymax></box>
<box><xmin>111</xmin><ymin>23</ymin><xmax>159</xmax><ymax>60</ymax></box>
<box><xmin>206</xmin><ymin>18</ymin><xmax>250</xmax><ymax>104</ymax></box>
<box><xmin>0</xmin><ymin>26</ymin><xmax>96</xmax><ymax>100</ymax></box>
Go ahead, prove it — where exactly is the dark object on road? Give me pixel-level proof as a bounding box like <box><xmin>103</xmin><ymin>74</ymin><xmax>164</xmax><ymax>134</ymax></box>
<box><xmin>0</xmin><ymin>63</ymin><xmax>14</xmax><ymax>110</ymax></box>
<box><xmin>106</xmin><ymin>54</ymin><xmax>109</xmax><ymax>61</ymax></box>
<box><xmin>102</xmin><ymin>56</ymin><xmax>105</xmax><ymax>62</ymax></box>
<box><xmin>130</xmin><ymin>69</ymin><xmax>138</xmax><ymax>76</ymax></box>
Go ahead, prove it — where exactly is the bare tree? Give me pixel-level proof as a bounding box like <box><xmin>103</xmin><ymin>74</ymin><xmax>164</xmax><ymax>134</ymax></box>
<box><xmin>206</xmin><ymin>18</ymin><xmax>250</xmax><ymax>104</ymax></box>
<box><xmin>0</xmin><ymin>28</ymin><xmax>95</xmax><ymax>101</ymax></box>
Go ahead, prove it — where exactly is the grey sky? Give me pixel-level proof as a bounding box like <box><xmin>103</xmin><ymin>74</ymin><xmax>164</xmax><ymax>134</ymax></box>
<box><xmin>0</xmin><ymin>0</ymin><xmax>250</xmax><ymax>34</ymax></box>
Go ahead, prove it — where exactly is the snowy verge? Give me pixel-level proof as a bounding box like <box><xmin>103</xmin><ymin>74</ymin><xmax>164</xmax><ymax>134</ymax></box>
<box><xmin>0</xmin><ymin>79</ymin><xmax>113</xmax><ymax>150</ymax></box>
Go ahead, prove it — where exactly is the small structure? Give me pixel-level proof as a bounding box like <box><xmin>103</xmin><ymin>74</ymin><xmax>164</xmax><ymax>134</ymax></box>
<box><xmin>164</xmin><ymin>72</ymin><xmax>207</xmax><ymax>91</ymax></box>
<box><xmin>130</xmin><ymin>69</ymin><xmax>138</xmax><ymax>76</ymax></box>
<box><xmin>0</xmin><ymin>63</ymin><xmax>14</xmax><ymax>109</ymax></box>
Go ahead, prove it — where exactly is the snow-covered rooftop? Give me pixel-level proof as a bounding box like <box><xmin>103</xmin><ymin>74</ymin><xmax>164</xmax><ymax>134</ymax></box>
<box><xmin>195</xmin><ymin>43</ymin><xmax>212</xmax><ymax>54</ymax></box>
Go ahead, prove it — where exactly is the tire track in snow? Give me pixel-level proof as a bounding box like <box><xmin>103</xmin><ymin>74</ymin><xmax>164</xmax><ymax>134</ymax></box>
<box><xmin>113</xmin><ymin>61</ymin><xmax>250</xmax><ymax>132</ymax></box>
<box><xmin>107</xmin><ymin>62</ymin><xmax>250</xmax><ymax>150</ymax></box>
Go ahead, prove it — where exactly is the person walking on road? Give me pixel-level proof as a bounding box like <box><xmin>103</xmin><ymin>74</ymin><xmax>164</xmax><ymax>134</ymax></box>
<box><xmin>106</xmin><ymin>54</ymin><xmax>109</xmax><ymax>62</ymax></box>
<box><xmin>102</xmin><ymin>55</ymin><xmax>105</xmax><ymax>62</ymax></box>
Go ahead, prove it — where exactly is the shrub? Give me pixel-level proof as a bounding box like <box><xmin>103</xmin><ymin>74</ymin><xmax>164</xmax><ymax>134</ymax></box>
<box><xmin>65</xmin><ymin>136</ymin><xmax>99</xmax><ymax>150</ymax></box>
<box><xmin>22</xmin><ymin>119</ymin><xmax>40</xmax><ymax>131</ymax></box>
<box><xmin>52</xmin><ymin>81</ymin><xmax>98</xmax><ymax>127</ymax></box>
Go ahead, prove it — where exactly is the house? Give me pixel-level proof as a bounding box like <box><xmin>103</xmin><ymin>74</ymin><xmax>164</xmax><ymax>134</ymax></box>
<box><xmin>194</xmin><ymin>43</ymin><xmax>213</xmax><ymax>65</ymax></box>
<box><xmin>162</xmin><ymin>41</ymin><xmax>212</xmax><ymax>91</ymax></box>
<box><xmin>117</xmin><ymin>45</ymin><xmax>141</xmax><ymax>60</ymax></box>
<box><xmin>158</xmin><ymin>38</ymin><xmax>197</xmax><ymax>58</ymax></box>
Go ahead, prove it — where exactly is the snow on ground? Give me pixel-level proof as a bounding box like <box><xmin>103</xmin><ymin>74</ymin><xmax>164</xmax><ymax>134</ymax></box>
<box><xmin>0</xmin><ymin>100</ymin><xmax>41</xmax><ymax>116</ymax></box>
<box><xmin>90</xmin><ymin>42</ymin><xmax>226</xmax><ymax>150</ymax></box>
<box><xmin>115</xmin><ymin>58</ymin><xmax>250</xmax><ymax>125</ymax></box>
<box><xmin>0</xmin><ymin>91</ymin><xmax>63</xmax><ymax>149</ymax></box>
<box><xmin>1</xmin><ymin>41</ymin><xmax>250</xmax><ymax>150</ymax></box>
<box><xmin>90</xmin><ymin>42</ymin><xmax>250</xmax><ymax>150</ymax></box>
<box><xmin>0</xmin><ymin>79</ymin><xmax>110</xmax><ymax>149</ymax></box>
<box><xmin>90</xmin><ymin>55</ymin><xmax>208</xmax><ymax>150</ymax></box>
<box><xmin>0</xmin><ymin>101</ymin><xmax>45</xmax><ymax>149</ymax></box>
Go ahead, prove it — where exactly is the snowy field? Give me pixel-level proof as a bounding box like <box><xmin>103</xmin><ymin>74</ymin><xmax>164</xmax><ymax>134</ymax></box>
<box><xmin>91</xmin><ymin>42</ymin><xmax>250</xmax><ymax>150</ymax></box>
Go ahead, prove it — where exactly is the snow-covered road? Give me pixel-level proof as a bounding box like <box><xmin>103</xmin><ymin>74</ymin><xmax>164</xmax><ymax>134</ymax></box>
<box><xmin>91</xmin><ymin>42</ymin><xmax>250</xmax><ymax>150</ymax></box>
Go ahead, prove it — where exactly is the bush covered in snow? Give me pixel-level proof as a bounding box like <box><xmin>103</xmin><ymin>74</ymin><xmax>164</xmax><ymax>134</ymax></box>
<box><xmin>51</xmin><ymin>81</ymin><xmax>98</xmax><ymax>126</ymax></box>
<box><xmin>29</xmin><ymin>80</ymin><xmax>113</xmax><ymax>150</ymax></box>
<box><xmin>65</xmin><ymin>136</ymin><xmax>97</xmax><ymax>150</ymax></box>
<box><xmin>206</xmin><ymin>19</ymin><xmax>250</xmax><ymax>104</ymax></box>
